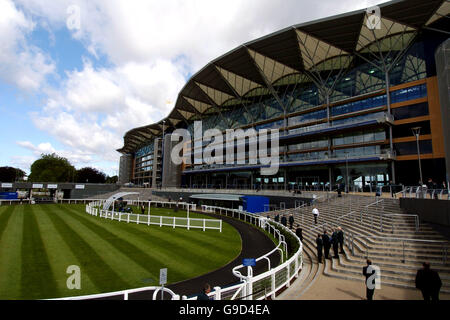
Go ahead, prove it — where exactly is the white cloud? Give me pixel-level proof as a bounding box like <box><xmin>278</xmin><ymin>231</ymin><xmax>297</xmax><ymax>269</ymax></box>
<box><xmin>0</xmin><ymin>0</ymin><xmax>55</xmax><ymax>91</ymax></box>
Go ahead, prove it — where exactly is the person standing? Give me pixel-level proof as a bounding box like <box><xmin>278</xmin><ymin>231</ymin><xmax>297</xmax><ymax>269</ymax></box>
<box><xmin>312</xmin><ymin>207</ymin><xmax>319</xmax><ymax>224</ymax></box>
<box><xmin>197</xmin><ymin>283</ymin><xmax>213</xmax><ymax>301</ymax></box>
<box><xmin>331</xmin><ymin>229</ymin><xmax>339</xmax><ymax>258</ymax></box>
<box><xmin>363</xmin><ymin>259</ymin><xmax>376</xmax><ymax>301</ymax></box>
<box><xmin>275</xmin><ymin>214</ymin><xmax>280</xmax><ymax>223</ymax></box>
<box><xmin>415</xmin><ymin>262</ymin><xmax>442</xmax><ymax>301</ymax></box>
<box><xmin>316</xmin><ymin>234</ymin><xmax>323</xmax><ymax>263</ymax></box>
<box><xmin>322</xmin><ymin>230</ymin><xmax>331</xmax><ymax>259</ymax></box>
<box><xmin>295</xmin><ymin>225</ymin><xmax>303</xmax><ymax>242</ymax></box>
<box><xmin>288</xmin><ymin>214</ymin><xmax>294</xmax><ymax>229</ymax></box>
<box><xmin>281</xmin><ymin>215</ymin><xmax>287</xmax><ymax>227</ymax></box>
<box><xmin>337</xmin><ymin>227</ymin><xmax>345</xmax><ymax>254</ymax></box>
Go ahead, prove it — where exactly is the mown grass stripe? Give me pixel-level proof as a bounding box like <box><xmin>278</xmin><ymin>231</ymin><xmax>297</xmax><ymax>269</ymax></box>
<box><xmin>0</xmin><ymin>206</ymin><xmax>23</xmax><ymax>299</ymax></box>
<box><xmin>31</xmin><ymin>205</ymin><xmax>98</xmax><ymax>297</ymax></box>
<box><xmin>64</xmin><ymin>205</ymin><xmax>241</xmax><ymax>281</ymax></box>
<box><xmin>61</xmin><ymin>205</ymin><xmax>186</xmax><ymax>281</ymax></box>
<box><xmin>65</xmin><ymin>205</ymin><xmax>238</xmax><ymax>266</ymax></box>
<box><xmin>76</xmin><ymin>205</ymin><xmax>236</xmax><ymax>256</ymax></box>
<box><xmin>44</xmin><ymin>206</ymin><xmax>129</xmax><ymax>293</ymax></box>
<box><xmin>21</xmin><ymin>206</ymin><xmax>59</xmax><ymax>299</ymax></box>
<box><xmin>0</xmin><ymin>206</ymin><xmax>16</xmax><ymax>240</ymax></box>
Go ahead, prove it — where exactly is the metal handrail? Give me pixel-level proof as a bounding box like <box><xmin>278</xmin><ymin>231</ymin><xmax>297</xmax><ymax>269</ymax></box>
<box><xmin>348</xmin><ymin>232</ymin><xmax>449</xmax><ymax>264</ymax></box>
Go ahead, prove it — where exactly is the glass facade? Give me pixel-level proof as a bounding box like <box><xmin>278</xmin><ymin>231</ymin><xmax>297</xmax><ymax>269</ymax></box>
<box><xmin>120</xmin><ymin>10</ymin><xmax>448</xmax><ymax>189</ymax></box>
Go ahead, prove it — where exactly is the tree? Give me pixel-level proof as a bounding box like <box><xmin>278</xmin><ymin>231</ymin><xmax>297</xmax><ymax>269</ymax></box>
<box><xmin>28</xmin><ymin>154</ymin><xmax>76</xmax><ymax>182</ymax></box>
<box><xmin>76</xmin><ymin>167</ymin><xmax>106</xmax><ymax>184</ymax></box>
<box><xmin>0</xmin><ymin>167</ymin><xmax>26</xmax><ymax>182</ymax></box>
<box><xmin>105</xmin><ymin>175</ymin><xmax>118</xmax><ymax>184</ymax></box>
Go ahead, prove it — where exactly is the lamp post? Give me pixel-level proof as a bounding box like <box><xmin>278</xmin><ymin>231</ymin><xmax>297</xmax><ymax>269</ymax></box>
<box><xmin>411</xmin><ymin>127</ymin><xmax>423</xmax><ymax>185</ymax></box>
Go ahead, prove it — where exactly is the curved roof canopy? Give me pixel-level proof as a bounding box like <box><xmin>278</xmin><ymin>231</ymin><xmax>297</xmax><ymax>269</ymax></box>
<box><xmin>118</xmin><ymin>0</ymin><xmax>449</xmax><ymax>154</ymax></box>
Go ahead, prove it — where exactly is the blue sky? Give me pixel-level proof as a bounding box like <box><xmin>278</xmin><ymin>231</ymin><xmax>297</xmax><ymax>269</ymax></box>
<box><xmin>0</xmin><ymin>0</ymin><xmax>379</xmax><ymax>177</ymax></box>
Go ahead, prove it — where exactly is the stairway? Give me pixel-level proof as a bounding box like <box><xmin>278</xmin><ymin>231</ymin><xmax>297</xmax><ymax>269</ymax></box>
<box><xmin>264</xmin><ymin>194</ymin><xmax>450</xmax><ymax>295</ymax></box>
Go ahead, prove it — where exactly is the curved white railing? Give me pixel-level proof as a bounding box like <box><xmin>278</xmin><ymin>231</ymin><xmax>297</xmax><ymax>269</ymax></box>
<box><xmin>189</xmin><ymin>205</ymin><xmax>303</xmax><ymax>301</ymax></box>
<box><xmin>85</xmin><ymin>201</ymin><xmax>222</xmax><ymax>232</ymax></box>
<box><xmin>51</xmin><ymin>286</ymin><xmax>180</xmax><ymax>300</ymax></box>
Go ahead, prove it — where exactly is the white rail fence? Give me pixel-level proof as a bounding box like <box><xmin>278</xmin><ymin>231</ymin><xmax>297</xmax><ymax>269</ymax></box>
<box><xmin>85</xmin><ymin>201</ymin><xmax>222</xmax><ymax>232</ymax></box>
<box><xmin>58</xmin><ymin>203</ymin><xmax>303</xmax><ymax>300</ymax></box>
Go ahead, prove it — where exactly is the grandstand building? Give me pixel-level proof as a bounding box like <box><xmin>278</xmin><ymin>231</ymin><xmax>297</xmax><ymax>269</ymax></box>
<box><xmin>118</xmin><ymin>0</ymin><xmax>450</xmax><ymax>190</ymax></box>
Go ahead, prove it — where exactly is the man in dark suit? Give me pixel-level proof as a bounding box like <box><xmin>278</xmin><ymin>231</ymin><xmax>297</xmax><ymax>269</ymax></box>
<box><xmin>331</xmin><ymin>229</ymin><xmax>339</xmax><ymax>258</ymax></box>
<box><xmin>274</xmin><ymin>214</ymin><xmax>280</xmax><ymax>223</ymax></box>
<box><xmin>281</xmin><ymin>215</ymin><xmax>287</xmax><ymax>227</ymax></box>
<box><xmin>197</xmin><ymin>283</ymin><xmax>212</xmax><ymax>301</ymax></box>
<box><xmin>316</xmin><ymin>234</ymin><xmax>323</xmax><ymax>263</ymax></box>
<box><xmin>363</xmin><ymin>259</ymin><xmax>376</xmax><ymax>300</ymax></box>
<box><xmin>295</xmin><ymin>225</ymin><xmax>303</xmax><ymax>242</ymax></box>
<box><xmin>322</xmin><ymin>231</ymin><xmax>331</xmax><ymax>259</ymax></box>
<box><xmin>337</xmin><ymin>227</ymin><xmax>344</xmax><ymax>254</ymax></box>
<box><xmin>288</xmin><ymin>214</ymin><xmax>295</xmax><ymax>229</ymax></box>
<box><xmin>415</xmin><ymin>262</ymin><xmax>442</xmax><ymax>301</ymax></box>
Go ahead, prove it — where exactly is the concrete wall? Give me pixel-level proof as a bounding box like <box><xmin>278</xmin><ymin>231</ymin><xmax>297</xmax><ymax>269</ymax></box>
<box><xmin>161</xmin><ymin>134</ymin><xmax>181</xmax><ymax>188</ymax></box>
<box><xmin>118</xmin><ymin>154</ymin><xmax>133</xmax><ymax>185</ymax></box>
<box><xmin>0</xmin><ymin>182</ymin><xmax>120</xmax><ymax>199</ymax></box>
<box><xmin>400</xmin><ymin>198</ymin><xmax>450</xmax><ymax>227</ymax></box>
<box><xmin>152</xmin><ymin>190</ymin><xmax>312</xmax><ymax>209</ymax></box>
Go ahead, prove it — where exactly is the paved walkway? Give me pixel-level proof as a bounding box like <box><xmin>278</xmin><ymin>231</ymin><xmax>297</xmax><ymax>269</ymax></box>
<box><xmin>279</xmin><ymin>273</ymin><xmax>450</xmax><ymax>300</ymax></box>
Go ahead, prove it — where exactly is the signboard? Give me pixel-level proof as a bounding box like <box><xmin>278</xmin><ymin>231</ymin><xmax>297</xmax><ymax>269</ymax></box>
<box><xmin>47</xmin><ymin>184</ymin><xmax>58</xmax><ymax>189</ymax></box>
<box><xmin>32</xmin><ymin>184</ymin><xmax>44</xmax><ymax>189</ymax></box>
<box><xmin>75</xmin><ymin>185</ymin><xmax>85</xmax><ymax>189</ymax></box>
<box><xmin>1</xmin><ymin>183</ymin><xmax>13</xmax><ymax>188</ymax></box>
<box><xmin>159</xmin><ymin>268</ymin><xmax>167</xmax><ymax>285</ymax></box>
<box><xmin>243</xmin><ymin>258</ymin><xmax>256</xmax><ymax>267</ymax></box>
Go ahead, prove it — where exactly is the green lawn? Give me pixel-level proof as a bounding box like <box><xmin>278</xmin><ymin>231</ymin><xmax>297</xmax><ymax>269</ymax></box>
<box><xmin>0</xmin><ymin>204</ymin><xmax>241</xmax><ymax>300</ymax></box>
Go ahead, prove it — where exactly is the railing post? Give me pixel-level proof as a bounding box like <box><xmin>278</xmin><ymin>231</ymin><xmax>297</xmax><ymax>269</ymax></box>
<box><xmin>214</xmin><ymin>286</ymin><xmax>222</xmax><ymax>301</ymax></box>
<box><xmin>271</xmin><ymin>273</ymin><xmax>276</xmax><ymax>300</ymax></box>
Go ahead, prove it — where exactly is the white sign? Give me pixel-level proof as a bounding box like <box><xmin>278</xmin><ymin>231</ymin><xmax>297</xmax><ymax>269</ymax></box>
<box><xmin>1</xmin><ymin>183</ymin><xmax>13</xmax><ymax>188</ymax></box>
<box><xmin>32</xmin><ymin>184</ymin><xmax>44</xmax><ymax>189</ymax></box>
<box><xmin>47</xmin><ymin>184</ymin><xmax>58</xmax><ymax>189</ymax></box>
<box><xmin>75</xmin><ymin>185</ymin><xmax>85</xmax><ymax>189</ymax></box>
<box><xmin>159</xmin><ymin>268</ymin><xmax>167</xmax><ymax>285</ymax></box>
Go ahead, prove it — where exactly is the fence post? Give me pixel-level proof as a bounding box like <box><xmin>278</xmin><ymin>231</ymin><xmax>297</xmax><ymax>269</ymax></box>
<box><xmin>127</xmin><ymin>214</ymin><xmax>130</xmax><ymax>223</ymax></box>
<box><xmin>137</xmin><ymin>214</ymin><xmax>140</xmax><ymax>224</ymax></box>
<box><xmin>214</xmin><ymin>286</ymin><xmax>222</xmax><ymax>301</ymax></box>
<box><xmin>271</xmin><ymin>273</ymin><xmax>276</xmax><ymax>300</ymax></box>
<box><xmin>203</xmin><ymin>219</ymin><xmax>206</xmax><ymax>232</ymax></box>
<box><xmin>173</xmin><ymin>217</ymin><xmax>176</xmax><ymax>228</ymax></box>
<box><xmin>160</xmin><ymin>216</ymin><xmax>162</xmax><ymax>227</ymax></box>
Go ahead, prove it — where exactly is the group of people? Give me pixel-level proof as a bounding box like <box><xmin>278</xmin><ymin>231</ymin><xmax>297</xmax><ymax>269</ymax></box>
<box><xmin>315</xmin><ymin>227</ymin><xmax>344</xmax><ymax>263</ymax></box>
<box><xmin>274</xmin><ymin>212</ymin><xmax>296</xmax><ymax>229</ymax></box>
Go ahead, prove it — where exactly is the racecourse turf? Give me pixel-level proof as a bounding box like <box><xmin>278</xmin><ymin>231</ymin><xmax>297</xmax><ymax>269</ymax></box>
<box><xmin>0</xmin><ymin>204</ymin><xmax>242</xmax><ymax>299</ymax></box>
